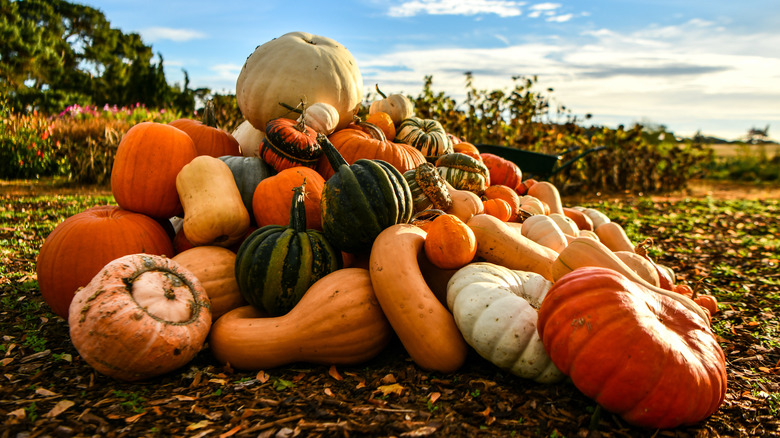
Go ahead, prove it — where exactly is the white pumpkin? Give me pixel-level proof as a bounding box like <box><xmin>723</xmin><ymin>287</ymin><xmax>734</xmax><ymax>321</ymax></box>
<box><xmin>297</xmin><ymin>102</ymin><xmax>339</xmax><ymax>135</ymax></box>
<box><xmin>232</xmin><ymin>120</ymin><xmax>266</xmax><ymax>158</ymax></box>
<box><xmin>236</xmin><ymin>32</ymin><xmax>363</xmax><ymax>132</ymax></box>
<box><xmin>518</xmin><ymin>195</ymin><xmax>547</xmax><ymax>216</ymax></box>
<box><xmin>520</xmin><ymin>215</ymin><xmax>568</xmax><ymax>253</ymax></box>
<box><xmin>446</xmin><ymin>262</ymin><xmax>564</xmax><ymax>383</ymax></box>
<box><xmin>368</xmin><ymin>85</ymin><xmax>415</xmax><ymax>125</ymax></box>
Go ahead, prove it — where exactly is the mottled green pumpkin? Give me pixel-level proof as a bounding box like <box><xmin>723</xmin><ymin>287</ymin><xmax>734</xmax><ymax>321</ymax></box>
<box><xmin>435</xmin><ymin>152</ymin><xmax>490</xmax><ymax>195</ymax></box>
<box><xmin>402</xmin><ymin>162</ymin><xmax>452</xmax><ymax>213</ymax></box>
<box><xmin>319</xmin><ymin>134</ymin><xmax>413</xmax><ymax>253</ymax></box>
<box><xmin>235</xmin><ymin>182</ymin><xmax>341</xmax><ymax>315</ymax></box>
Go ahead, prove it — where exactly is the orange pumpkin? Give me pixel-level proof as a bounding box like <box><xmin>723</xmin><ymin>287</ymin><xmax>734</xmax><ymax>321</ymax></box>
<box><xmin>423</xmin><ymin>214</ymin><xmax>477</xmax><ymax>270</ymax></box>
<box><xmin>482</xmin><ymin>198</ymin><xmax>513</xmax><ymax>222</ymax></box>
<box><xmin>483</xmin><ymin>184</ymin><xmax>521</xmax><ymax>221</ymax></box>
<box><xmin>315</xmin><ymin>128</ymin><xmax>426</xmax><ymax>180</ymax></box>
<box><xmin>37</xmin><ymin>205</ymin><xmax>174</xmax><ymax>319</ymax></box>
<box><xmin>480</xmin><ymin>153</ymin><xmax>523</xmax><ymax>194</ymax></box>
<box><xmin>452</xmin><ymin>141</ymin><xmax>481</xmax><ymax>160</ymax></box>
<box><xmin>111</xmin><ymin>122</ymin><xmax>198</xmax><ymax>218</ymax></box>
<box><xmin>253</xmin><ymin>166</ymin><xmax>325</xmax><ymax>231</ymax></box>
<box><xmin>69</xmin><ymin>254</ymin><xmax>211</xmax><ymax>381</ymax></box>
<box><xmin>365</xmin><ymin>111</ymin><xmax>396</xmax><ymax>141</ymax></box>
<box><xmin>169</xmin><ymin>105</ymin><xmax>241</xmax><ymax>157</ymax></box>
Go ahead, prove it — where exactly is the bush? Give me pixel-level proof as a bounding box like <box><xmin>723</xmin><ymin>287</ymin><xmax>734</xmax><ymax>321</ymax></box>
<box><xmin>0</xmin><ymin>99</ymin><xmax>68</xmax><ymax>179</ymax></box>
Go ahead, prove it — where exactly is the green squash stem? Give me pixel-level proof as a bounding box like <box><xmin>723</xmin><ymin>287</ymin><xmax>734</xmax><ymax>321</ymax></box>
<box><xmin>318</xmin><ymin>133</ymin><xmax>349</xmax><ymax>170</ymax></box>
<box><xmin>290</xmin><ymin>181</ymin><xmax>308</xmax><ymax>233</ymax></box>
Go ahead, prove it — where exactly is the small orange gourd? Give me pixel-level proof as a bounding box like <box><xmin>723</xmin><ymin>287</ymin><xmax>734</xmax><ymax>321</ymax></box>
<box><xmin>482</xmin><ymin>198</ymin><xmax>513</xmax><ymax>222</ymax></box>
<box><xmin>424</xmin><ymin>214</ymin><xmax>477</xmax><ymax>270</ymax></box>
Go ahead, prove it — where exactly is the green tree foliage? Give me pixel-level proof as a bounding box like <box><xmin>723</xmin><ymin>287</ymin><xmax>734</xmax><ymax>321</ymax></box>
<box><xmin>0</xmin><ymin>0</ymin><xmax>200</xmax><ymax>113</ymax></box>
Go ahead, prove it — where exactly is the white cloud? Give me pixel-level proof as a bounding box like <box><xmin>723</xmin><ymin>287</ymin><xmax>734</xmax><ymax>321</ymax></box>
<box><xmin>387</xmin><ymin>0</ymin><xmax>525</xmax><ymax>17</ymax></box>
<box><xmin>546</xmin><ymin>13</ymin><xmax>573</xmax><ymax>22</ymax></box>
<box><xmin>141</xmin><ymin>27</ymin><xmax>206</xmax><ymax>43</ymax></box>
<box><xmin>359</xmin><ymin>19</ymin><xmax>780</xmax><ymax>139</ymax></box>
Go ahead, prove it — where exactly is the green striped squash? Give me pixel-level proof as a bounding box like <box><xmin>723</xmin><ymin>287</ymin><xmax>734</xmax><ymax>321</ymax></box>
<box><xmin>395</xmin><ymin>117</ymin><xmax>453</xmax><ymax>161</ymax></box>
<box><xmin>235</xmin><ymin>182</ymin><xmax>341</xmax><ymax>315</ymax></box>
<box><xmin>435</xmin><ymin>152</ymin><xmax>490</xmax><ymax>195</ymax></box>
<box><xmin>319</xmin><ymin>134</ymin><xmax>413</xmax><ymax>254</ymax></box>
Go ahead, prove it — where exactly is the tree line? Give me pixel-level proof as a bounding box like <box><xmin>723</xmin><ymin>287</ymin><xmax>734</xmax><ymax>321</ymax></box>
<box><xmin>0</xmin><ymin>0</ymin><xmax>205</xmax><ymax>114</ymax></box>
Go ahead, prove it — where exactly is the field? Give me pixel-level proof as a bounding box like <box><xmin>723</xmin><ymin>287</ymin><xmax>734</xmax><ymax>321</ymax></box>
<box><xmin>1</xmin><ymin>180</ymin><xmax>779</xmax><ymax>437</ymax></box>
<box><xmin>708</xmin><ymin>142</ymin><xmax>780</xmax><ymax>158</ymax></box>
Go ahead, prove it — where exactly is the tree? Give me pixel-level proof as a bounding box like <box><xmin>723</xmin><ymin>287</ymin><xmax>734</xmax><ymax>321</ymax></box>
<box><xmin>0</xmin><ymin>0</ymin><xmax>200</xmax><ymax>113</ymax></box>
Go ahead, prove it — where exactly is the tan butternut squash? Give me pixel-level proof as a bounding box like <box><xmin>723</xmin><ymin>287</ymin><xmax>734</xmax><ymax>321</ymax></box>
<box><xmin>613</xmin><ymin>250</ymin><xmax>661</xmax><ymax>287</ymax></box>
<box><xmin>595</xmin><ymin>221</ymin><xmax>635</xmax><ymax>252</ymax></box>
<box><xmin>526</xmin><ymin>181</ymin><xmax>563</xmax><ymax>215</ymax></box>
<box><xmin>209</xmin><ymin>268</ymin><xmax>392</xmax><ymax>370</ymax></box>
<box><xmin>573</xmin><ymin>206</ymin><xmax>611</xmax><ymax>229</ymax></box>
<box><xmin>552</xmin><ymin>237</ymin><xmax>709</xmax><ymax>322</ymax></box>
<box><xmin>520</xmin><ymin>215</ymin><xmax>568</xmax><ymax>253</ymax></box>
<box><xmin>369</xmin><ymin>224</ymin><xmax>468</xmax><ymax>373</ymax></box>
<box><xmin>467</xmin><ymin>214</ymin><xmax>558</xmax><ymax>281</ymax></box>
<box><xmin>443</xmin><ymin>181</ymin><xmax>484</xmax><ymax>223</ymax></box>
<box><xmin>176</xmin><ymin>156</ymin><xmax>250</xmax><ymax>247</ymax></box>
<box><xmin>548</xmin><ymin>213</ymin><xmax>579</xmax><ymax>237</ymax></box>
<box><xmin>171</xmin><ymin>246</ymin><xmax>246</xmax><ymax>320</ymax></box>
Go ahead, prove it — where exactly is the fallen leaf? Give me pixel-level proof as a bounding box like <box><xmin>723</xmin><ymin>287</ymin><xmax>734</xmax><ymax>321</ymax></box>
<box><xmin>35</xmin><ymin>388</ymin><xmax>58</xmax><ymax>397</ymax></box>
<box><xmin>429</xmin><ymin>392</ymin><xmax>441</xmax><ymax>404</ymax></box>
<box><xmin>186</xmin><ymin>420</ymin><xmax>212</xmax><ymax>431</ymax></box>
<box><xmin>380</xmin><ymin>373</ymin><xmax>396</xmax><ymax>384</ymax></box>
<box><xmin>324</xmin><ymin>388</ymin><xmax>334</xmax><ymax>397</ymax></box>
<box><xmin>7</xmin><ymin>408</ymin><xmax>25</xmax><ymax>420</ymax></box>
<box><xmin>125</xmin><ymin>412</ymin><xmax>146</xmax><ymax>423</ymax></box>
<box><xmin>256</xmin><ymin>370</ymin><xmax>269</xmax><ymax>383</ymax></box>
<box><xmin>328</xmin><ymin>365</ymin><xmax>343</xmax><ymax>381</ymax></box>
<box><xmin>45</xmin><ymin>400</ymin><xmax>74</xmax><ymax>418</ymax></box>
<box><xmin>376</xmin><ymin>383</ymin><xmax>405</xmax><ymax>397</ymax></box>
<box><xmin>219</xmin><ymin>425</ymin><xmax>243</xmax><ymax>438</ymax></box>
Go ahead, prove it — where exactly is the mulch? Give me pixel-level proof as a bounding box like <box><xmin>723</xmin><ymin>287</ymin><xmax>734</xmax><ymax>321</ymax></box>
<box><xmin>1</xmin><ymin>181</ymin><xmax>779</xmax><ymax>437</ymax></box>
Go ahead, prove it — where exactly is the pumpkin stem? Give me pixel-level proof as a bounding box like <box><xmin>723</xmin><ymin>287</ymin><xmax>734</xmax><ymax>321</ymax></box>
<box><xmin>202</xmin><ymin>100</ymin><xmax>218</xmax><ymax>128</ymax></box>
<box><xmin>290</xmin><ymin>180</ymin><xmax>308</xmax><ymax>232</ymax></box>
<box><xmin>279</xmin><ymin>100</ymin><xmax>309</xmax><ymax>133</ymax></box>
<box><xmin>318</xmin><ymin>133</ymin><xmax>349</xmax><ymax>170</ymax></box>
<box><xmin>374</xmin><ymin>84</ymin><xmax>388</xmax><ymax>99</ymax></box>
<box><xmin>279</xmin><ymin>102</ymin><xmax>303</xmax><ymax>114</ymax></box>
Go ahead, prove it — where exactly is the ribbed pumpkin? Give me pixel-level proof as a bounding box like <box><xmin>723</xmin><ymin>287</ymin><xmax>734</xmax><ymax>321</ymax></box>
<box><xmin>236</xmin><ymin>183</ymin><xmax>342</xmax><ymax>316</ymax></box>
<box><xmin>169</xmin><ymin>102</ymin><xmax>240</xmax><ymax>157</ymax></box>
<box><xmin>368</xmin><ymin>85</ymin><xmax>415</xmax><ymax>125</ymax></box>
<box><xmin>315</xmin><ymin>128</ymin><xmax>426</xmax><ymax>181</ymax></box>
<box><xmin>319</xmin><ymin>134</ymin><xmax>413</xmax><ymax>253</ymax></box>
<box><xmin>218</xmin><ymin>155</ymin><xmax>274</xmax><ymax>225</ymax></box>
<box><xmin>395</xmin><ymin>117</ymin><xmax>453</xmax><ymax>161</ymax></box>
<box><xmin>253</xmin><ymin>166</ymin><xmax>324</xmax><ymax>231</ymax></box>
<box><xmin>37</xmin><ymin>205</ymin><xmax>174</xmax><ymax>319</ymax></box>
<box><xmin>261</xmin><ymin>117</ymin><xmax>322</xmax><ymax>172</ymax></box>
<box><xmin>538</xmin><ymin>266</ymin><xmax>727</xmax><ymax>428</ymax></box>
<box><xmin>236</xmin><ymin>32</ymin><xmax>363</xmax><ymax>132</ymax></box>
<box><xmin>111</xmin><ymin>122</ymin><xmax>198</xmax><ymax>218</ymax></box>
<box><xmin>435</xmin><ymin>152</ymin><xmax>490</xmax><ymax>195</ymax></box>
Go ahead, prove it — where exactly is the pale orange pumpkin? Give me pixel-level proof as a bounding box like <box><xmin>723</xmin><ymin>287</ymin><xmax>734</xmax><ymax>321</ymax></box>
<box><xmin>68</xmin><ymin>254</ymin><xmax>211</xmax><ymax>381</ymax></box>
<box><xmin>423</xmin><ymin>214</ymin><xmax>477</xmax><ymax>270</ymax></box>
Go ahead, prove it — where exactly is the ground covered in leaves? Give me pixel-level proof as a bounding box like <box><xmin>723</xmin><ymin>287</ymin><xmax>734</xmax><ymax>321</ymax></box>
<box><xmin>1</xmin><ymin>180</ymin><xmax>778</xmax><ymax>437</ymax></box>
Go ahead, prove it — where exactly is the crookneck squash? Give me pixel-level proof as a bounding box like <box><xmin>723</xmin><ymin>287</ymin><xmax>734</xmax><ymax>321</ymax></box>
<box><xmin>236</xmin><ymin>182</ymin><xmax>342</xmax><ymax>315</ymax></box>
<box><xmin>319</xmin><ymin>134</ymin><xmax>413</xmax><ymax>253</ymax></box>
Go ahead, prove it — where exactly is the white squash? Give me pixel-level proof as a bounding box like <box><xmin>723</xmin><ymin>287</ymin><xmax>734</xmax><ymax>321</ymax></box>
<box><xmin>232</xmin><ymin>120</ymin><xmax>266</xmax><ymax>158</ymax></box>
<box><xmin>446</xmin><ymin>262</ymin><xmax>564</xmax><ymax>383</ymax></box>
<box><xmin>236</xmin><ymin>32</ymin><xmax>363</xmax><ymax>132</ymax></box>
<box><xmin>548</xmin><ymin>213</ymin><xmax>579</xmax><ymax>237</ymax></box>
<box><xmin>573</xmin><ymin>206</ymin><xmax>611</xmax><ymax>229</ymax></box>
<box><xmin>297</xmin><ymin>102</ymin><xmax>339</xmax><ymax>135</ymax></box>
<box><xmin>518</xmin><ymin>195</ymin><xmax>546</xmax><ymax>216</ymax></box>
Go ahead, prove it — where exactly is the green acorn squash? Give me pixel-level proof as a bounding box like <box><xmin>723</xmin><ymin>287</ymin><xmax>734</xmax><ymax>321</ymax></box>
<box><xmin>319</xmin><ymin>133</ymin><xmax>413</xmax><ymax>254</ymax></box>
<box><xmin>435</xmin><ymin>152</ymin><xmax>490</xmax><ymax>195</ymax></box>
<box><xmin>235</xmin><ymin>182</ymin><xmax>342</xmax><ymax>315</ymax></box>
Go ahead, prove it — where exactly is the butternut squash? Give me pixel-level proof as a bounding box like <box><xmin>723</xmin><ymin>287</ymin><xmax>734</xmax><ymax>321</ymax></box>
<box><xmin>176</xmin><ymin>156</ymin><xmax>250</xmax><ymax>247</ymax></box>
<box><xmin>520</xmin><ymin>215</ymin><xmax>567</xmax><ymax>253</ymax></box>
<box><xmin>208</xmin><ymin>268</ymin><xmax>392</xmax><ymax>370</ymax></box>
<box><xmin>552</xmin><ymin>237</ymin><xmax>709</xmax><ymax>322</ymax></box>
<box><xmin>573</xmin><ymin>206</ymin><xmax>611</xmax><ymax>229</ymax></box>
<box><xmin>526</xmin><ymin>181</ymin><xmax>563</xmax><ymax>215</ymax></box>
<box><xmin>171</xmin><ymin>246</ymin><xmax>246</xmax><ymax>320</ymax></box>
<box><xmin>595</xmin><ymin>221</ymin><xmax>635</xmax><ymax>252</ymax></box>
<box><xmin>443</xmin><ymin>181</ymin><xmax>484</xmax><ymax>223</ymax></box>
<box><xmin>467</xmin><ymin>214</ymin><xmax>558</xmax><ymax>281</ymax></box>
<box><xmin>369</xmin><ymin>224</ymin><xmax>468</xmax><ymax>373</ymax></box>
<box><xmin>613</xmin><ymin>250</ymin><xmax>661</xmax><ymax>287</ymax></box>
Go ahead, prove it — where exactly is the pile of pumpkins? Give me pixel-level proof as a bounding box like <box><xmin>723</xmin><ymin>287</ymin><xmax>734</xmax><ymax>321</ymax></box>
<box><xmin>35</xmin><ymin>32</ymin><xmax>727</xmax><ymax>430</ymax></box>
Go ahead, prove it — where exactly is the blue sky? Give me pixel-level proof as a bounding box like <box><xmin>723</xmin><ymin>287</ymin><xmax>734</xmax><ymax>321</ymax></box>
<box><xmin>82</xmin><ymin>0</ymin><xmax>779</xmax><ymax>141</ymax></box>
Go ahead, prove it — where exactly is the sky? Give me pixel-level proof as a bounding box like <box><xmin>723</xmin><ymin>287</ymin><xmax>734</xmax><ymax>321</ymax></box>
<box><xmin>81</xmin><ymin>0</ymin><xmax>780</xmax><ymax>141</ymax></box>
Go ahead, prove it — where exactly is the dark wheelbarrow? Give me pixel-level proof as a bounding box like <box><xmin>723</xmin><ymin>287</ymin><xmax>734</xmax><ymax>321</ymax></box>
<box><xmin>475</xmin><ymin>144</ymin><xmax>607</xmax><ymax>180</ymax></box>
